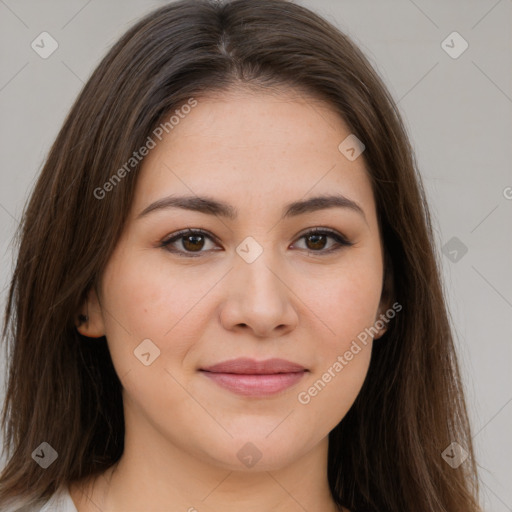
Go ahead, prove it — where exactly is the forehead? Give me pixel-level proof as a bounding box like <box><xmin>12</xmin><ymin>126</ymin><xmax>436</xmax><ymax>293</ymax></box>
<box><xmin>132</xmin><ymin>88</ymin><xmax>376</xmax><ymax>221</ymax></box>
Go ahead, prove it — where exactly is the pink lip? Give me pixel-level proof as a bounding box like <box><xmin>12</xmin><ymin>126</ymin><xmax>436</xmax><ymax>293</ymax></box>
<box><xmin>200</xmin><ymin>358</ymin><xmax>307</xmax><ymax>397</ymax></box>
<box><xmin>201</xmin><ymin>357</ymin><xmax>306</xmax><ymax>374</ymax></box>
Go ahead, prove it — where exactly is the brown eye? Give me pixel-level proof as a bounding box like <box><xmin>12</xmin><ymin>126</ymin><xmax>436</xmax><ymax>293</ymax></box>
<box><xmin>182</xmin><ymin>234</ymin><xmax>205</xmax><ymax>252</ymax></box>
<box><xmin>293</xmin><ymin>228</ymin><xmax>354</xmax><ymax>254</ymax></box>
<box><xmin>305</xmin><ymin>233</ymin><xmax>328</xmax><ymax>250</ymax></box>
<box><xmin>161</xmin><ymin>229</ymin><xmax>218</xmax><ymax>257</ymax></box>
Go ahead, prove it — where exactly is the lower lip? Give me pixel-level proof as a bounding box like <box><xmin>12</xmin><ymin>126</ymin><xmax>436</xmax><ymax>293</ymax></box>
<box><xmin>200</xmin><ymin>371</ymin><xmax>306</xmax><ymax>397</ymax></box>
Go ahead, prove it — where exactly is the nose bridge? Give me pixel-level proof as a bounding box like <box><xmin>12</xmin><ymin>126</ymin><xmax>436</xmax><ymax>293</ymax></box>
<box><xmin>234</xmin><ymin>237</ymin><xmax>286</xmax><ymax>305</ymax></box>
<box><xmin>220</xmin><ymin>235</ymin><xmax>298</xmax><ymax>336</ymax></box>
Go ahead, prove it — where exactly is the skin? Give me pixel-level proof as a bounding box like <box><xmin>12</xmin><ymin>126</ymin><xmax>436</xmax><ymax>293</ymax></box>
<box><xmin>71</xmin><ymin>87</ymin><xmax>389</xmax><ymax>512</ymax></box>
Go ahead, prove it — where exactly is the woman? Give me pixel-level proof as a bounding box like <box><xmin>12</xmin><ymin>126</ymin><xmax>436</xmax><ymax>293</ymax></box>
<box><xmin>0</xmin><ymin>0</ymin><xmax>482</xmax><ymax>511</ymax></box>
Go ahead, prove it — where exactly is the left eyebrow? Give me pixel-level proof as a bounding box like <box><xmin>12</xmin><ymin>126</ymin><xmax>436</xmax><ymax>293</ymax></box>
<box><xmin>136</xmin><ymin>193</ymin><xmax>367</xmax><ymax>222</ymax></box>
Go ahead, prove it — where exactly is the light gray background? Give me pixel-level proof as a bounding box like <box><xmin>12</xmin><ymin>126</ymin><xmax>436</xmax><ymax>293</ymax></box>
<box><xmin>0</xmin><ymin>1</ymin><xmax>511</xmax><ymax>510</ymax></box>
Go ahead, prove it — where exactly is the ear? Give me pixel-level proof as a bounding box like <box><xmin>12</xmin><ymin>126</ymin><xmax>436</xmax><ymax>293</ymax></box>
<box><xmin>75</xmin><ymin>287</ymin><xmax>106</xmax><ymax>338</ymax></box>
<box><xmin>374</xmin><ymin>245</ymin><xmax>395</xmax><ymax>340</ymax></box>
<box><xmin>373</xmin><ymin>304</ymin><xmax>390</xmax><ymax>340</ymax></box>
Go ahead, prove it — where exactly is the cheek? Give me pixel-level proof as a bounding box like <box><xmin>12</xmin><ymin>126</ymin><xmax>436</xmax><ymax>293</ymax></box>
<box><xmin>309</xmin><ymin>254</ymin><xmax>383</xmax><ymax>351</ymax></box>
<box><xmin>99</xmin><ymin>250</ymin><xmax>224</xmax><ymax>372</ymax></box>
<box><xmin>295</xmin><ymin>265</ymin><xmax>380</xmax><ymax>428</ymax></box>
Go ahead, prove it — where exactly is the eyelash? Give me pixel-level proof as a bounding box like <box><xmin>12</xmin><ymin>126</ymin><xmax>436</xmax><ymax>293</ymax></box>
<box><xmin>160</xmin><ymin>227</ymin><xmax>354</xmax><ymax>257</ymax></box>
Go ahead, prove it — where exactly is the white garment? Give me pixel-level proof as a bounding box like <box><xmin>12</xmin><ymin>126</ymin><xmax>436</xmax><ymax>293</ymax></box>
<box><xmin>2</xmin><ymin>486</ymin><xmax>77</xmax><ymax>512</ymax></box>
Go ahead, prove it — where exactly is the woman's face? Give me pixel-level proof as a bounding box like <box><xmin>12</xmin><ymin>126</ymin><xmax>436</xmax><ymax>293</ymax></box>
<box><xmin>85</xmin><ymin>88</ymin><xmax>387</xmax><ymax>471</ymax></box>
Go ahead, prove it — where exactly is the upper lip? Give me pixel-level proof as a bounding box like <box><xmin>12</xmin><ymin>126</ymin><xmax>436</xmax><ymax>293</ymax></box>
<box><xmin>200</xmin><ymin>358</ymin><xmax>307</xmax><ymax>374</ymax></box>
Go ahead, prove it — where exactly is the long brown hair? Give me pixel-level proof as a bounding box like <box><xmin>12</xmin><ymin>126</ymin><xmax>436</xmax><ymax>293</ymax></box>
<box><xmin>0</xmin><ymin>1</ymin><xmax>482</xmax><ymax>511</ymax></box>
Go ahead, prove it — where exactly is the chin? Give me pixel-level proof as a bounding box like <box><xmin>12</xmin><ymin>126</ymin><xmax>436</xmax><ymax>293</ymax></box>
<box><xmin>196</xmin><ymin>433</ymin><xmax>311</xmax><ymax>473</ymax></box>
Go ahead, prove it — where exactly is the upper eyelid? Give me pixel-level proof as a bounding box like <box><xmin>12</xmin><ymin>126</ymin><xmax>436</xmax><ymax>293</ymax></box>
<box><xmin>163</xmin><ymin>228</ymin><xmax>218</xmax><ymax>244</ymax></box>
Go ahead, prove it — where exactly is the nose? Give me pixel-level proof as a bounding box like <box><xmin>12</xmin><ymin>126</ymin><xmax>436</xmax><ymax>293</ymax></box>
<box><xmin>219</xmin><ymin>251</ymin><xmax>299</xmax><ymax>338</ymax></box>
